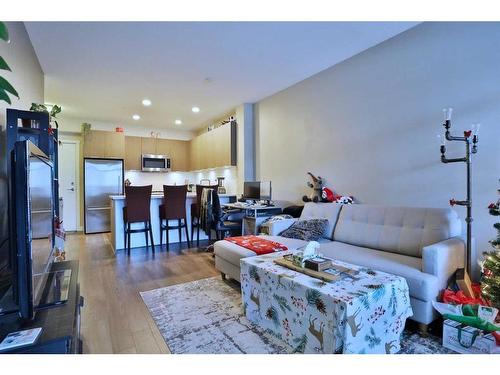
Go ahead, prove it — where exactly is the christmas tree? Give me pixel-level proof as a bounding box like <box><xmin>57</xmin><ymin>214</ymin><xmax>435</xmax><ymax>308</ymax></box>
<box><xmin>481</xmin><ymin>184</ymin><xmax>500</xmax><ymax>310</ymax></box>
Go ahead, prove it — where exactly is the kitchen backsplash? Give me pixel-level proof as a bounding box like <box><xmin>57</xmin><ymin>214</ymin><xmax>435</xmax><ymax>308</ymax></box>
<box><xmin>124</xmin><ymin>166</ymin><xmax>238</xmax><ymax>194</ymax></box>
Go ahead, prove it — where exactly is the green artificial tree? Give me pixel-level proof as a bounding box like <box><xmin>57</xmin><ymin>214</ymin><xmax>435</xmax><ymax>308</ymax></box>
<box><xmin>481</xmin><ymin>182</ymin><xmax>500</xmax><ymax>310</ymax></box>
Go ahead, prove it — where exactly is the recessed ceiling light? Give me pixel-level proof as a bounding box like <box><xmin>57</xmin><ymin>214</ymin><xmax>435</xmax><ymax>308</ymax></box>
<box><xmin>191</xmin><ymin>106</ymin><xmax>200</xmax><ymax>113</ymax></box>
<box><xmin>132</xmin><ymin>114</ymin><xmax>141</xmax><ymax>120</ymax></box>
<box><xmin>174</xmin><ymin>119</ymin><xmax>182</xmax><ymax>125</ymax></box>
<box><xmin>142</xmin><ymin>99</ymin><xmax>152</xmax><ymax>106</ymax></box>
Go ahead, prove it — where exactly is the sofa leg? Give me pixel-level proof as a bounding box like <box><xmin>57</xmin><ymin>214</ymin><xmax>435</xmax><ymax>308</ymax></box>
<box><xmin>418</xmin><ymin>323</ymin><xmax>429</xmax><ymax>337</ymax></box>
<box><xmin>220</xmin><ymin>272</ymin><xmax>227</xmax><ymax>281</ymax></box>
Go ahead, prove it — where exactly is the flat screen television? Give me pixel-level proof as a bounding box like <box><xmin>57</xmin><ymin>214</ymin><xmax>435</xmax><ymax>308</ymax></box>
<box><xmin>13</xmin><ymin>140</ymin><xmax>55</xmax><ymax>319</ymax></box>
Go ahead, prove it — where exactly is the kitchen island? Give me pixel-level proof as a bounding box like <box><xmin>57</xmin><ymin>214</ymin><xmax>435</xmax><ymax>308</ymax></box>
<box><xmin>109</xmin><ymin>193</ymin><xmax>236</xmax><ymax>252</ymax></box>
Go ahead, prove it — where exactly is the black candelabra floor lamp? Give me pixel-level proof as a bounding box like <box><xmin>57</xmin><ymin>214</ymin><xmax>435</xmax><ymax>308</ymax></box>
<box><xmin>439</xmin><ymin>108</ymin><xmax>480</xmax><ymax>276</ymax></box>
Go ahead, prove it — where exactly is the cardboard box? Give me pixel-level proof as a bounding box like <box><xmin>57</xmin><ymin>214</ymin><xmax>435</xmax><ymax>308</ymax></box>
<box><xmin>443</xmin><ymin>319</ymin><xmax>499</xmax><ymax>354</ymax></box>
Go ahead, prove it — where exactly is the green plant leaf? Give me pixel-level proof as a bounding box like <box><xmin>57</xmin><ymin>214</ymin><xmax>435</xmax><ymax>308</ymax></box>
<box><xmin>0</xmin><ymin>76</ymin><xmax>18</xmax><ymax>98</ymax></box>
<box><xmin>0</xmin><ymin>56</ymin><xmax>11</xmax><ymax>71</ymax></box>
<box><xmin>50</xmin><ymin>104</ymin><xmax>62</xmax><ymax>117</ymax></box>
<box><xmin>0</xmin><ymin>89</ymin><xmax>12</xmax><ymax>105</ymax></box>
<box><xmin>0</xmin><ymin>22</ymin><xmax>9</xmax><ymax>42</ymax></box>
<box><xmin>30</xmin><ymin>103</ymin><xmax>48</xmax><ymax>112</ymax></box>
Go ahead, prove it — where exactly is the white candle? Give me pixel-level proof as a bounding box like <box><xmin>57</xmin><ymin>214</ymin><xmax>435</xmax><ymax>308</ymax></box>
<box><xmin>442</xmin><ymin>107</ymin><xmax>453</xmax><ymax>121</ymax></box>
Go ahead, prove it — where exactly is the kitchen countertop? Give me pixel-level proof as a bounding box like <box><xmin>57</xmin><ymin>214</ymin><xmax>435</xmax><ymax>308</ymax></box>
<box><xmin>109</xmin><ymin>193</ymin><xmax>236</xmax><ymax>200</ymax></box>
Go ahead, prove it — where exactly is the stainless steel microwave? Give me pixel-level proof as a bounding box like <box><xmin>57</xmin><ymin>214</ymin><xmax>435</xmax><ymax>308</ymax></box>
<box><xmin>141</xmin><ymin>154</ymin><xmax>171</xmax><ymax>172</ymax></box>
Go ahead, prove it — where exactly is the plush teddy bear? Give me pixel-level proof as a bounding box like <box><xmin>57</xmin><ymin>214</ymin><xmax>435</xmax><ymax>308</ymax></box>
<box><xmin>302</xmin><ymin>172</ymin><xmax>324</xmax><ymax>202</ymax></box>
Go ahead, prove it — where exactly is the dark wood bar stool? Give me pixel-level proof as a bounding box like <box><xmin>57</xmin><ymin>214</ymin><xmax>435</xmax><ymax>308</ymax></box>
<box><xmin>123</xmin><ymin>185</ymin><xmax>155</xmax><ymax>256</ymax></box>
<box><xmin>160</xmin><ymin>185</ymin><xmax>191</xmax><ymax>251</ymax></box>
<box><xmin>191</xmin><ymin>184</ymin><xmax>218</xmax><ymax>247</ymax></box>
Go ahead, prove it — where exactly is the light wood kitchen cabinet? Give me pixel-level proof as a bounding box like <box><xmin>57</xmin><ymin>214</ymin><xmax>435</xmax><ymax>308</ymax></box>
<box><xmin>188</xmin><ymin>121</ymin><xmax>236</xmax><ymax>170</ymax></box>
<box><xmin>205</xmin><ymin>130</ymin><xmax>216</xmax><ymax>168</ymax></box>
<box><xmin>123</xmin><ymin>136</ymin><xmax>191</xmax><ymax>171</ymax></box>
<box><xmin>83</xmin><ymin>130</ymin><xmax>125</xmax><ymax>159</ymax></box>
<box><xmin>189</xmin><ymin>137</ymin><xmax>199</xmax><ymax>171</ymax></box>
<box><xmin>198</xmin><ymin>132</ymin><xmax>208</xmax><ymax>170</ymax></box>
<box><xmin>105</xmin><ymin>132</ymin><xmax>125</xmax><ymax>158</ymax></box>
<box><xmin>213</xmin><ymin>123</ymin><xmax>232</xmax><ymax>167</ymax></box>
<box><xmin>83</xmin><ymin>125</ymin><xmax>232</xmax><ymax>171</ymax></box>
<box><xmin>171</xmin><ymin>140</ymin><xmax>190</xmax><ymax>171</ymax></box>
<box><xmin>141</xmin><ymin>137</ymin><xmax>157</xmax><ymax>155</ymax></box>
<box><xmin>124</xmin><ymin>136</ymin><xmax>142</xmax><ymax>170</ymax></box>
<box><xmin>156</xmin><ymin>138</ymin><xmax>173</xmax><ymax>157</ymax></box>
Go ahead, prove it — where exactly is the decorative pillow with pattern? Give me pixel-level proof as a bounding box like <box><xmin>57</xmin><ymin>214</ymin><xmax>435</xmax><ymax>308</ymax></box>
<box><xmin>278</xmin><ymin>219</ymin><xmax>328</xmax><ymax>241</ymax></box>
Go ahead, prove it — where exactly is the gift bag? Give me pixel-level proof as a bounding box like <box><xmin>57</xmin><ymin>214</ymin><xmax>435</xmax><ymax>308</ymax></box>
<box><xmin>443</xmin><ymin>319</ymin><xmax>499</xmax><ymax>354</ymax></box>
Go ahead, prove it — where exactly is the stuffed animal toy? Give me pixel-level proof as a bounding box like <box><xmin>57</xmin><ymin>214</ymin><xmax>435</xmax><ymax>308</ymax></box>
<box><xmin>302</xmin><ymin>172</ymin><xmax>324</xmax><ymax>202</ymax></box>
<box><xmin>336</xmin><ymin>196</ymin><xmax>354</xmax><ymax>204</ymax></box>
<box><xmin>321</xmin><ymin>187</ymin><xmax>341</xmax><ymax>202</ymax></box>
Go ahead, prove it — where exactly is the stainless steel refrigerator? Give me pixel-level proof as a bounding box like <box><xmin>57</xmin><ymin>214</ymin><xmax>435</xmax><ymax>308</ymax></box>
<box><xmin>84</xmin><ymin>158</ymin><xmax>123</xmax><ymax>234</ymax></box>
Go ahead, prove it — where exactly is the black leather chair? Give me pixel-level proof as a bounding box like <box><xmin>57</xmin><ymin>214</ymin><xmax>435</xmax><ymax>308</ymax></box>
<box><xmin>207</xmin><ymin>189</ymin><xmax>245</xmax><ymax>241</ymax></box>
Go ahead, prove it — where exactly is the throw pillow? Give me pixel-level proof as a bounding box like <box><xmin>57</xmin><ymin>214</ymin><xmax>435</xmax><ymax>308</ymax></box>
<box><xmin>279</xmin><ymin>219</ymin><xmax>328</xmax><ymax>241</ymax></box>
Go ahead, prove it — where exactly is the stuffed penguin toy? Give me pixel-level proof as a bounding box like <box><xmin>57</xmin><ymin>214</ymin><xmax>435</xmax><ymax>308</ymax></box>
<box><xmin>336</xmin><ymin>196</ymin><xmax>354</xmax><ymax>204</ymax></box>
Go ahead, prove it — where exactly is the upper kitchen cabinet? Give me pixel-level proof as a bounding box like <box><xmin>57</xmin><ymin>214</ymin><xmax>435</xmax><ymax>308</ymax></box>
<box><xmin>83</xmin><ymin>130</ymin><xmax>125</xmax><ymax>159</ymax></box>
<box><xmin>213</xmin><ymin>123</ymin><xmax>233</xmax><ymax>167</ymax></box>
<box><xmin>140</xmin><ymin>137</ymin><xmax>157</xmax><ymax>155</ymax></box>
<box><xmin>156</xmin><ymin>138</ymin><xmax>173</xmax><ymax>156</ymax></box>
<box><xmin>170</xmin><ymin>140</ymin><xmax>190</xmax><ymax>171</ymax></box>
<box><xmin>123</xmin><ymin>136</ymin><xmax>190</xmax><ymax>171</ymax></box>
<box><xmin>124</xmin><ymin>136</ymin><xmax>142</xmax><ymax>170</ymax></box>
<box><xmin>189</xmin><ymin>121</ymin><xmax>236</xmax><ymax>170</ymax></box>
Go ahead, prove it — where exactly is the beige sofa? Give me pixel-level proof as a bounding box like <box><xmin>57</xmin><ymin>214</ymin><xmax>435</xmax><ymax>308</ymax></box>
<box><xmin>214</xmin><ymin>202</ymin><xmax>465</xmax><ymax>326</ymax></box>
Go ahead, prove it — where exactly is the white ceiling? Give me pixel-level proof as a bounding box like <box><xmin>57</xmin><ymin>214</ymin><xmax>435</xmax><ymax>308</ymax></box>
<box><xmin>25</xmin><ymin>22</ymin><xmax>418</xmax><ymax>131</ymax></box>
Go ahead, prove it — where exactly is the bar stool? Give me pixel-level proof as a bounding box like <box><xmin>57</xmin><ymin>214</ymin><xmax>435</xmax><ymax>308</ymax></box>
<box><xmin>191</xmin><ymin>184</ymin><xmax>218</xmax><ymax>247</ymax></box>
<box><xmin>160</xmin><ymin>185</ymin><xmax>191</xmax><ymax>251</ymax></box>
<box><xmin>123</xmin><ymin>185</ymin><xmax>155</xmax><ymax>255</ymax></box>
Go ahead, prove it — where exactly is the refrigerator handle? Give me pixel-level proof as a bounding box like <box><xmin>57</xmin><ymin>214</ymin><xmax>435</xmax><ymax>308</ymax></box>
<box><xmin>118</xmin><ymin>174</ymin><xmax>122</xmax><ymax>194</ymax></box>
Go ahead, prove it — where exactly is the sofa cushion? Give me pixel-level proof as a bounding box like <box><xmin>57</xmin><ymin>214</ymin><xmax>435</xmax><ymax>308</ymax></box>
<box><xmin>333</xmin><ymin>204</ymin><xmax>461</xmax><ymax>258</ymax></box>
<box><xmin>300</xmin><ymin>202</ymin><xmax>343</xmax><ymax>240</ymax></box>
<box><xmin>279</xmin><ymin>219</ymin><xmax>328</xmax><ymax>241</ymax></box>
<box><xmin>321</xmin><ymin>241</ymin><xmax>440</xmax><ymax>301</ymax></box>
<box><xmin>214</xmin><ymin>236</ymin><xmax>308</xmax><ymax>266</ymax></box>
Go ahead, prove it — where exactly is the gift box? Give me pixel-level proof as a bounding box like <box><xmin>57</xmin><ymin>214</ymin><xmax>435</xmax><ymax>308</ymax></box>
<box><xmin>443</xmin><ymin>319</ymin><xmax>499</xmax><ymax>354</ymax></box>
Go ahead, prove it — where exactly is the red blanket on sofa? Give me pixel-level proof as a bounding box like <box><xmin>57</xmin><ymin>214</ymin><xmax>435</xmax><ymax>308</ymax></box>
<box><xmin>225</xmin><ymin>235</ymin><xmax>288</xmax><ymax>255</ymax></box>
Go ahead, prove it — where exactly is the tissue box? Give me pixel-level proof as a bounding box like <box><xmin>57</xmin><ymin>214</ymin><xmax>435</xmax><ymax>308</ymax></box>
<box><xmin>443</xmin><ymin>319</ymin><xmax>499</xmax><ymax>354</ymax></box>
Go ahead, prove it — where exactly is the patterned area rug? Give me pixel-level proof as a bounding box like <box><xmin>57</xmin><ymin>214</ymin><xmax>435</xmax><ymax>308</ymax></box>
<box><xmin>140</xmin><ymin>277</ymin><xmax>453</xmax><ymax>354</ymax></box>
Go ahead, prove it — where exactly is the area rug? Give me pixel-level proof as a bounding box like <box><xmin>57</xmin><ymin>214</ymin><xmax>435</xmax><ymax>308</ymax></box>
<box><xmin>140</xmin><ymin>277</ymin><xmax>453</xmax><ymax>354</ymax></box>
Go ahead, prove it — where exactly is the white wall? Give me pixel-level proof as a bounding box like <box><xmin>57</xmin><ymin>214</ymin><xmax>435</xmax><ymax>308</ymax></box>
<box><xmin>0</xmin><ymin>22</ymin><xmax>44</xmax><ymax>125</ymax></box>
<box><xmin>255</xmin><ymin>22</ymin><xmax>500</xmax><ymax>278</ymax></box>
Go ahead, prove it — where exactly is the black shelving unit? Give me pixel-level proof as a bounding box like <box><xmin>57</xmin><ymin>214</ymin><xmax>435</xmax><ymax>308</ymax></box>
<box><xmin>6</xmin><ymin>109</ymin><xmax>59</xmax><ymax>217</ymax></box>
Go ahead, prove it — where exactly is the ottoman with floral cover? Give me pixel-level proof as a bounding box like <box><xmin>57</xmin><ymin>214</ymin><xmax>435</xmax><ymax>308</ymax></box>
<box><xmin>240</xmin><ymin>250</ymin><xmax>413</xmax><ymax>354</ymax></box>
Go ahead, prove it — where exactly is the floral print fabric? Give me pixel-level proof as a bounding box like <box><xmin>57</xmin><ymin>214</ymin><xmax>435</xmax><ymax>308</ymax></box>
<box><xmin>240</xmin><ymin>250</ymin><xmax>413</xmax><ymax>354</ymax></box>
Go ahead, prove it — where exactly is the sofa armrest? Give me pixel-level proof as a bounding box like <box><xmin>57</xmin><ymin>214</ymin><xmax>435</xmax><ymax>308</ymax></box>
<box><xmin>422</xmin><ymin>236</ymin><xmax>466</xmax><ymax>287</ymax></box>
<box><xmin>262</xmin><ymin>218</ymin><xmax>298</xmax><ymax>236</ymax></box>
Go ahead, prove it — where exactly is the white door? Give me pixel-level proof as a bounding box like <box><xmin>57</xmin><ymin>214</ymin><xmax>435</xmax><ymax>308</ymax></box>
<box><xmin>58</xmin><ymin>141</ymin><xmax>79</xmax><ymax>231</ymax></box>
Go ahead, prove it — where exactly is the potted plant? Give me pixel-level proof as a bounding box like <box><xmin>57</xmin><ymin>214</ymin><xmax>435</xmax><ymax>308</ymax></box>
<box><xmin>0</xmin><ymin>22</ymin><xmax>19</xmax><ymax>104</ymax></box>
<box><xmin>30</xmin><ymin>103</ymin><xmax>62</xmax><ymax>129</ymax></box>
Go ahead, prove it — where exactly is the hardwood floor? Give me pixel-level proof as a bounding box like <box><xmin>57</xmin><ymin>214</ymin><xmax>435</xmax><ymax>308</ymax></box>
<box><xmin>64</xmin><ymin>232</ymin><xmax>219</xmax><ymax>354</ymax></box>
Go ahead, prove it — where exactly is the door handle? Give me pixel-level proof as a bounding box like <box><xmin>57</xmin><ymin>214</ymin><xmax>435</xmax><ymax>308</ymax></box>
<box><xmin>67</xmin><ymin>188</ymin><xmax>75</xmax><ymax>191</ymax></box>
